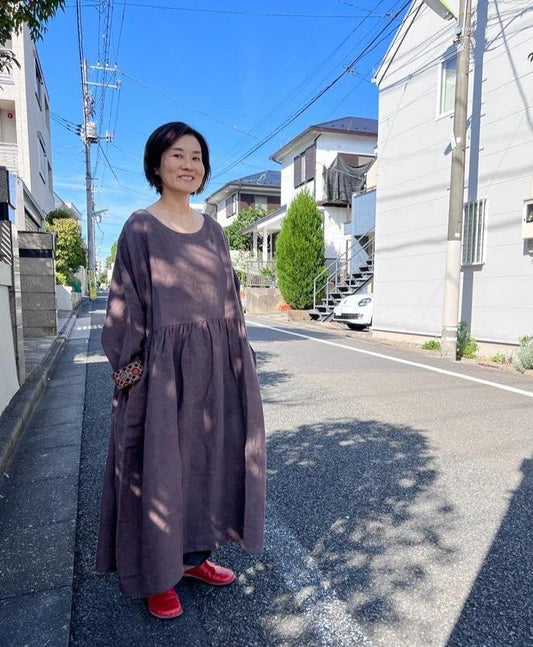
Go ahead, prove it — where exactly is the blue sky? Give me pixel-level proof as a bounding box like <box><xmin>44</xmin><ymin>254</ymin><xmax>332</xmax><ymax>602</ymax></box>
<box><xmin>38</xmin><ymin>0</ymin><xmax>407</xmax><ymax>262</ymax></box>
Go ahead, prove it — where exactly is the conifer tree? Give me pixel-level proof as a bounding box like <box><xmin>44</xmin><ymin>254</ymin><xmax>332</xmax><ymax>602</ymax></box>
<box><xmin>275</xmin><ymin>190</ymin><xmax>325</xmax><ymax>309</ymax></box>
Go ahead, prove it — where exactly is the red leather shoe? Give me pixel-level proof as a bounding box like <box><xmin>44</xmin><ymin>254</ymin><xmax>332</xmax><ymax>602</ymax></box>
<box><xmin>183</xmin><ymin>560</ymin><xmax>236</xmax><ymax>586</ymax></box>
<box><xmin>147</xmin><ymin>588</ymin><xmax>183</xmax><ymax>619</ymax></box>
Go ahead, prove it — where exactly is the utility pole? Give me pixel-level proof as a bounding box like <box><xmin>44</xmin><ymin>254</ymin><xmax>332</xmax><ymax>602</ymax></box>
<box><xmin>80</xmin><ymin>60</ymin><xmax>119</xmax><ymax>300</ymax></box>
<box><xmin>81</xmin><ymin>58</ymin><xmax>97</xmax><ymax>300</ymax></box>
<box><xmin>440</xmin><ymin>0</ymin><xmax>472</xmax><ymax>360</ymax></box>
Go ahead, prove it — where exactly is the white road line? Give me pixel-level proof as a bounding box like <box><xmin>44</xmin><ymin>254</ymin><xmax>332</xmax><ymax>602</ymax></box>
<box><xmin>265</xmin><ymin>501</ymin><xmax>373</xmax><ymax>646</ymax></box>
<box><xmin>247</xmin><ymin>320</ymin><xmax>533</xmax><ymax>400</ymax></box>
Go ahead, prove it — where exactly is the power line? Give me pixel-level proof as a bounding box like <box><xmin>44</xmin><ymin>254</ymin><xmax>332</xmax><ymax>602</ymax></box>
<box><xmin>214</xmin><ymin>0</ymin><xmax>393</xmax><ymax>165</ymax></box>
<box><xmin>211</xmin><ymin>0</ymin><xmax>411</xmax><ymax>182</ymax></box>
<box><xmin>120</xmin><ymin>70</ymin><xmax>261</xmax><ymax>139</ymax></box>
<box><xmin>75</xmin><ymin>2</ymin><xmax>390</xmax><ymax>19</ymax></box>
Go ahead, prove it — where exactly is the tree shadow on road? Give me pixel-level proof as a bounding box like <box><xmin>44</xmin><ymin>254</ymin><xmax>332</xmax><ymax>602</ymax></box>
<box><xmin>446</xmin><ymin>457</ymin><xmax>533</xmax><ymax>647</ymax></box>
<box><xmin>255</xmin><ymin>417</ymin><xmax>458</xmax><ymax>646</ymax></box>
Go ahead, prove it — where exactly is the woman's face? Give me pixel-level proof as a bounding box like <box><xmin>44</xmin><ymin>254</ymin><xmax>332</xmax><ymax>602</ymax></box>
<box><xmin>157</xmin><ymin>134</ymin><xmax>205</xmax><ymax>195</ymax></box>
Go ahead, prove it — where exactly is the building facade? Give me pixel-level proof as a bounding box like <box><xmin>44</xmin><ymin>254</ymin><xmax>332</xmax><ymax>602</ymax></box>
<box><xmin>245</xmin><ymin>117</ymin><xmax>377</xmax><ymax>263</ymax></box>
<box><xmin>205</xmin><ymin>170</ymin><xmax>281</xmax><ymax>225</ymax></box>
<box><xmin>0</xmin><ymin>27</ymin><xmax>57</xmax><ymax>414</ymax></box>
<box><xmin>1</xmin><ymin>25</ymin><xmax>55</xmax><ymax>230</ymax></box>
<box><xmin>372</xmin><ymin>0</ymin><xmax>533</xmax><ymax>348</ymax></box>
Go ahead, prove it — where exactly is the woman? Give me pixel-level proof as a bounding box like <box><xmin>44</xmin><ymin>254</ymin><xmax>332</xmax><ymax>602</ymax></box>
<box><xmin>96</xmin><ymin>122</ymin><xmax>266</xmax><ymax>619</ymax></box>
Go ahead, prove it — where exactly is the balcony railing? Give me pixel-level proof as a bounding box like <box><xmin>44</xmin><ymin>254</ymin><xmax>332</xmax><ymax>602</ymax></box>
<box><xmin>0</xmin><ymin>143</ymin><xmax>17</xmax><ymax>173</ymax></box>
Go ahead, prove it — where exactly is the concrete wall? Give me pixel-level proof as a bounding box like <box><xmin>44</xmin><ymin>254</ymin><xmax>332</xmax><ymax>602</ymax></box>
<box><xmin>373</xmin><ymin>0</ymin><xmax>533</xmax><ymax>344</ymax></box>
<box><xmin>246</xmin><ymin>286</ymin><xmax>283</xmax><ymax>314</ymax></box>
<box><xmin>0</xmin><ymin>262</ymin><xmax>19</xmax><ymax>413</ymax></box>
<box><xmin>18</xmin><ymin>231</ymin><xmax>57</xmax><ymax>337</ymax></box>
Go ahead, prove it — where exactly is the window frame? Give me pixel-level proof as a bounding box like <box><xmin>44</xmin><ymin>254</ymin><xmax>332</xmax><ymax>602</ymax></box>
<box><xmin>38</xmin><ymin>135</ymin><xmax>47</xmax><ymax>183</ymax></box>
<box><xmin>293</xmin><ymin>145</ymin><xmax>315</xmax><ymax>188</ymax></box>
<box><xmin>35</xmin><ymin>57</ymin><xmax>43</xmax><ymax>109</ymax></box>
<box><xmin>462</xmin><ymin>198</ymin><xmax>487</xmax><ymax>267</ymax></box>
<box><xmin>225</xmin><ymin>192</ymin><xmax>238</xmax><ymax>218</ymax></box>
<box><xmin>436</xmin><ymin>53</ymin><xmax>457</xmax><ymax>119</ymax></box>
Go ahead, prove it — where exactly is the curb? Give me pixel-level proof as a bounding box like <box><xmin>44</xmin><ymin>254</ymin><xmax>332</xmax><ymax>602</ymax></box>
<box><xmin>0</xmin><ymin>310</ymin><xmax>78</xmax><ymax>473</ymax></box>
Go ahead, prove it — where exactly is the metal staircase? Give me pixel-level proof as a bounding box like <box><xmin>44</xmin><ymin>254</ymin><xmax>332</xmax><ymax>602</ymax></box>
<box><xmin>310</xmin><ymin>238</ymin><xmax>374</xmax><ymax>322</ymax></box>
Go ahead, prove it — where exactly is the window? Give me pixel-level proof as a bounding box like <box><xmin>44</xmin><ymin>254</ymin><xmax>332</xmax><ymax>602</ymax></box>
<box><xmin>35</xmin><ymin>59</ymin><xmax>43</xmax><ymax>108</ymax></box>
<box><xmin>240</xmin><ymin>193</ymin><xmax>255</xmax><ymax>210</ymax></box>
<box><xmin>38</xmin><ymin>138</ymin><xmax>47</xmax><ymax>182</ymax></box>
<box><xmin>438</xmin><ymin>54</ymin><xmax>456</xmax><ymax>116</ymax></box>
<box><xmin>226</xmin><ymin>193</ymin><xmax>237</xmax><ymax>217</ymax></box>
<box><xmin>462</xmin><ymin>199</ymin><xmax>486</xmax><ymax>266</ymax></box>
<box><xmin>293</xmin><ymin>145</ymin><xmax>316</xmax><ymax>187</ymax></box>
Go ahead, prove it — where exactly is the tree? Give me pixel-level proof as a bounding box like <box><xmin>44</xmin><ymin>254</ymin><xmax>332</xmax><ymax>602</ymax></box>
<box><xmin>1</xmin><ymin>1</ymin><xmax>65</xmax><ymax>72</ymax></box>
<box><xmin>46</xmin><ymin>217</ymin><xmax>87</xmax><ymax>285</ymax></box>
<box><xmin>225</xmin><ymin>205</ymin><xmax>266</xmax><ymax>251</ymax></box>
<box><xmin>275</xmin><ymin>190</ymin><xmax>326</xmax><ymax>310</ymax></box>
<box><xmin>45</xmin><ymin>207</ymin><xmax>73</xmax><ymax>226</ymax></box>
<box><xmin>106</xmin><ymin>240</ymin><xmax>118</xmax><ymax>268</ymax></box>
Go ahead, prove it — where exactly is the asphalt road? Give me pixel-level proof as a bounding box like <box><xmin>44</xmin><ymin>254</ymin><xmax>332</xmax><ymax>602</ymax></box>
<box><xmin>69</xmin><ymin>296</ymin><xmax>533</xmax><ymax>647</ymax></box>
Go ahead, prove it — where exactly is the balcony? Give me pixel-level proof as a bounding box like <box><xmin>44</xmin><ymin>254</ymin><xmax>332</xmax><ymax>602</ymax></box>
<box><xmin>0</xmin><ymin>142</ymin><xmax>17</xmax><ymax>173</ymax></box>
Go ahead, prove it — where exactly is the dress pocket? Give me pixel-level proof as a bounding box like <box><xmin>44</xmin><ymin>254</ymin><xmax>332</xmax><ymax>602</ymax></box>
<box><xmin>124</xmin><ymin>370</ymin><xmax>148</xmax><ymax>432</ymax></box>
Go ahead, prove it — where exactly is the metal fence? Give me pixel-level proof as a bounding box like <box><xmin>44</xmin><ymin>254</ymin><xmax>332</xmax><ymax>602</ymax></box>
<box><xmin>244</xmin><ymin>259</ymin><xmax>277</xmax><ymax>288</ymax></box>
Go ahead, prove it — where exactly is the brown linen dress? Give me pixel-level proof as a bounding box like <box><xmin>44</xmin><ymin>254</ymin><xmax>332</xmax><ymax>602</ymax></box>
<box><xmin>95</xmin><ymin>209</ymin><xmax>266</xmax><ymax>597</ymax></box>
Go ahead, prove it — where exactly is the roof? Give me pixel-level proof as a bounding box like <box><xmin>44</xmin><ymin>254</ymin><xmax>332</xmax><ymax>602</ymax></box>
<box><xmin>373</xmin><ymin>1</ymin><xmax>424</xmax><ymax>86</ymax></box>
<box><xmin>241</xmin><ymin>204</ymin><xmax>287</xmax><ymax>234</ymax></box>
<box><xmin>270</xmin><ymin>116</ymin><xmax>378</xmax><ymax>162</ymax></box>
<box><xmin>206</xmin><ymin>170</ymin><xmax>280</xmax><ymax>203</ymax></box>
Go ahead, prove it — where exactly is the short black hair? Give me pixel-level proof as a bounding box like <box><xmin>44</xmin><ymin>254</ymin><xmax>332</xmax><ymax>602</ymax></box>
<box><xmin>143</xmin><ymin>122</ymin><xmax>211</xmax><ymax>195</ymax></box>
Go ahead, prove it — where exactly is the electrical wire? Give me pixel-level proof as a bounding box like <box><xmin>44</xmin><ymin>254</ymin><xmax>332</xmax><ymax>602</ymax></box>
<box><xmin>120</xmin><ymin>71</ymin><xmax>261</xmax><ymax>139</ymax></box>
<box><xmin>217</xmin><ymin>0</ymin><xmax>393</xmax><ymax>165</ymax></box>
<box><xmin>76</xmin><ymin>2</ymin><xmax>390</xmax><ymax>19</ymax></box>
<box><xmin>211</xmin><ymin>0</ymin><xmax>411</xmax><ymax>183</ymax></box>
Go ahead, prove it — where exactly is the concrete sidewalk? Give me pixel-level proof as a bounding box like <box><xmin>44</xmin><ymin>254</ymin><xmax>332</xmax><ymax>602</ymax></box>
<box><xmin>0</xmin><ymin>308</ymin><xmax>92</xmax><ymax>647</ymax></box>
<box><xmin>0</xmin><ymin>309</ymin><xmax>80</xmax><ymax>474</ymax></box>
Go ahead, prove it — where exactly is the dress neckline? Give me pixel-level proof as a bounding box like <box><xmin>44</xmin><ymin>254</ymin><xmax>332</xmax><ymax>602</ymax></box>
<box><xmin>141</xmin><ymin>209</ymin><xmax>207</xmax><ymax>238</ymax></box>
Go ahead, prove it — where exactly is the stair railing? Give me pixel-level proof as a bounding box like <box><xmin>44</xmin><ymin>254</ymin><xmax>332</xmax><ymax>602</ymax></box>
<box><xmin>313</xmin><ymin>235</ymin><xmax>374</xmax><ymax>312</ymax></box>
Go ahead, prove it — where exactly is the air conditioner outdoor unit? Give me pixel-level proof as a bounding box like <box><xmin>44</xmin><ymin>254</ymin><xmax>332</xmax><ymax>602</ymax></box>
<box><xmin>523</xmin><ymin>200</ymin><xmax>533</xmax><ymax>239</ymax></box>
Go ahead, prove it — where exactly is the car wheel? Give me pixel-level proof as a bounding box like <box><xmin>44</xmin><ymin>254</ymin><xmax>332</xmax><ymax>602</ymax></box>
<box><xmin>347</xmin><ymin>323</ymin><xmax>363</xmax><ymax>330</ymax></box>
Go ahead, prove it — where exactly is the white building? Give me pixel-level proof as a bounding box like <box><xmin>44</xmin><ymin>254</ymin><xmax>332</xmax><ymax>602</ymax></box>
<box><xmin>244</xmin><ymin>118</ymin><xmax>377</xmax><ymax>262</ymax></box>
<box><xmin>1</xmin><ymin>25</ymin><xmax>55</xmax><ymax>230</ymax></box>
<box><xmin>0</xmin><ymin>27</ymin><xmax>56</xmax><ymax>414</ymax></box>
<box><xmin>372</xmin><ymin>0</ymin><xmax>533</xmax><ymax>350</ymax></box>
<box><xmin>205</xmin><ymin>170</ymin><xmax>281</xmax><ymax>225</ymax></box>
<box><xmin>54</xmin><ymin>193</ymin><xmax>83</xmax><ymax>221</ymax></box>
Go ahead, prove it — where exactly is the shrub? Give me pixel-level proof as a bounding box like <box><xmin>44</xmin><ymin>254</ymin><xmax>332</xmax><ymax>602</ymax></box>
<box><xmin>276</xmin><ymin>191</ymin><xmax>326</xmax><ymax>310</ymax></box>
<box><xmin>422</xmin><ymin>339</ymin><xmax>441</xmax><ymax>351</ymax></box>
<box><xmin>56</xmin><ymin>271</ymin><xmax>68</xmax><ymax>286</ymax></box>
<box><xmin>512</xmin><ymin>337</ymin><xmax>533</xmax><ymax>373</ymax></box>
<box><xmin>225</xmin><ymin>205</ymin><xmax>266</xmax><ymax>251</ymax></box>
<box><xmin>491</xmin><ymin>353</ymin><xmax>506</xmax><ymax>364</ymax></box>
<box><xmin>457</xmin><ymin>321</ymin><xmax>478</xmax><ymax>359</ymax></box>
<box><xmin>68</xmin><ymin>276</ymin><xmax>82</xmax><ymax>293</ymax></box>
<box><xmin>46</xmin><ymin>216</ymin><xmax>87</xmax><ymax>281</ymax></box>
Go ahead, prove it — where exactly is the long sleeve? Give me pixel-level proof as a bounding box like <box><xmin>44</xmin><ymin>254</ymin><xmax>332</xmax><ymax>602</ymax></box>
<box><xmin>101</xmin><ymin>230</ymin><xmax>148</xmax><ymax>373</ymax></box>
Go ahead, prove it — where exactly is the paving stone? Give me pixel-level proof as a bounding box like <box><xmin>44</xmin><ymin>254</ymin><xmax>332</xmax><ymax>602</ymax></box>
<box><xmin>0</xmin><ymin>476</ymin><xmax>78</xmax><ymax>530</ymax></box>
<box><xmin>7</xmin><ymin>444</ymin><xmax>81</xmax><ymax>484</ymax></box>
<box><xmin>0</xmin><ymin>586</ymin><xmax>72</xmax><ymax>647</ymax></box>
<box><xmin>0</xmin><ymin>519</ymin><xmax>75</xmax><ymax>597</ymax></box>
